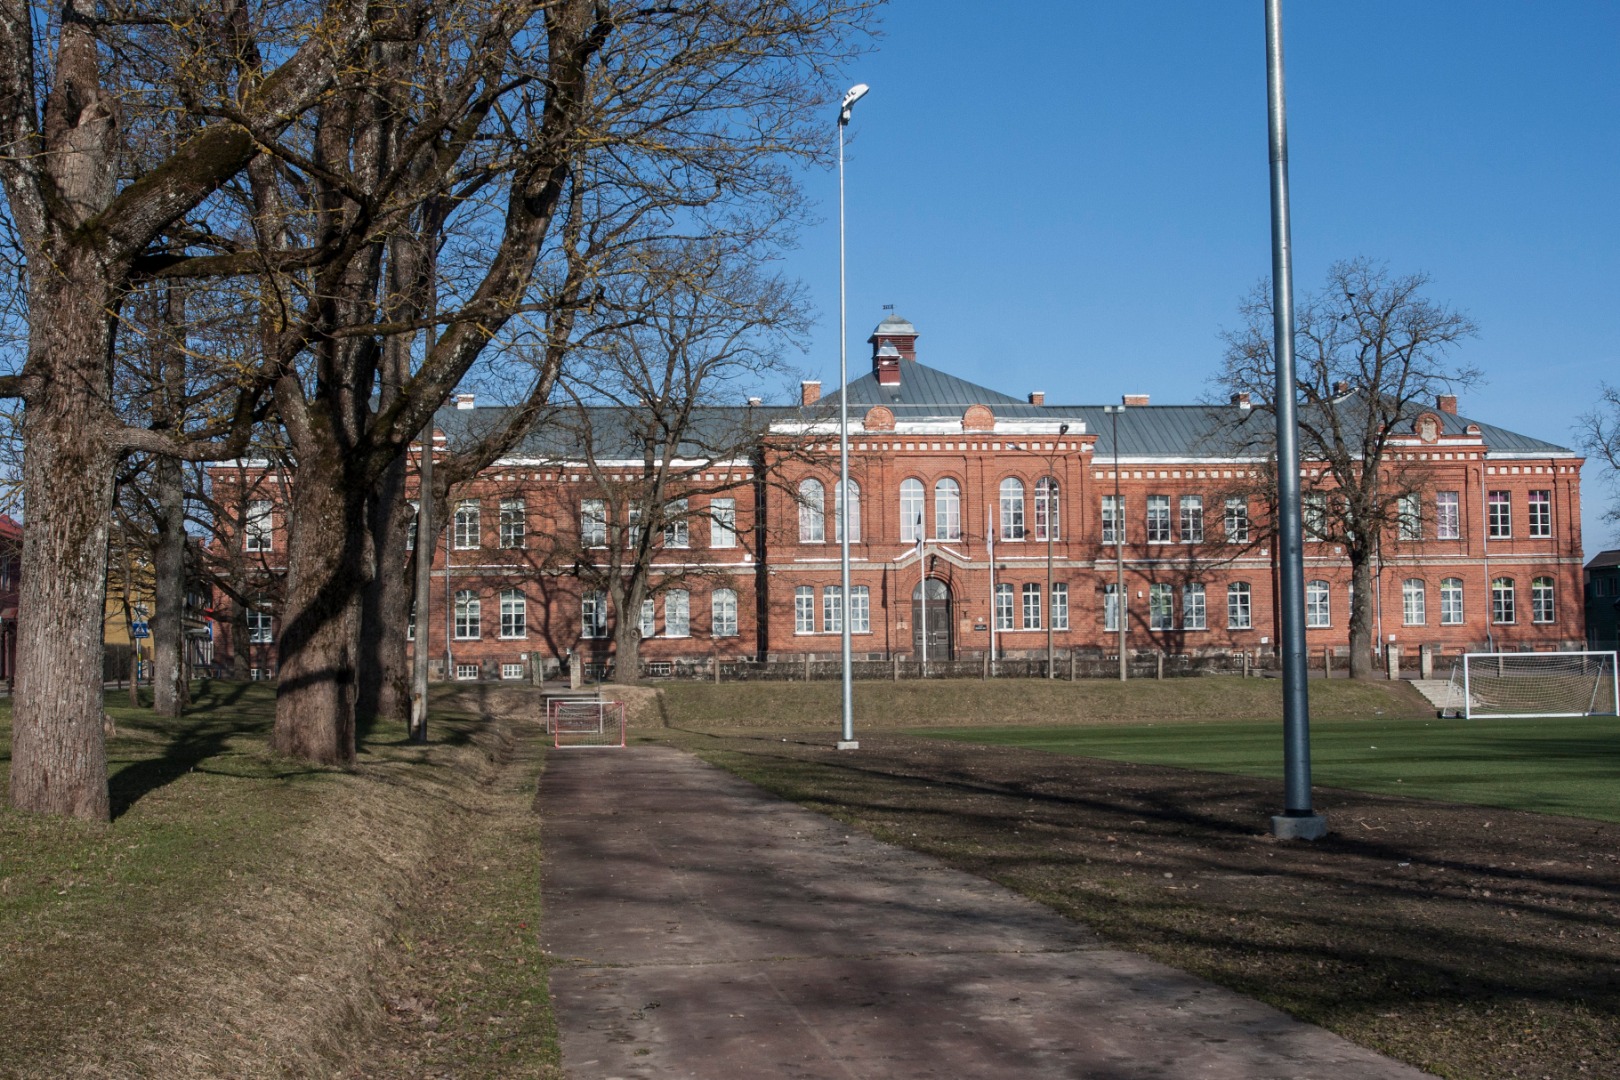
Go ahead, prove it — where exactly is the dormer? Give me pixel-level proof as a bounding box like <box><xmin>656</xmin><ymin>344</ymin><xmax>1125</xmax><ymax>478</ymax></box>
<box><xmin>868</xmin><ymin>312</ymin><xmax>918</xmax><ymax>367</ymax></box>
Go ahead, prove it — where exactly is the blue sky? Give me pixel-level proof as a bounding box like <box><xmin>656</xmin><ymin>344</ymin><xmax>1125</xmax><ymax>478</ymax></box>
<box><xmin>781</xmin><ymin>1</ymin><xmax>1620</xmax><ymax>554</ymax></box>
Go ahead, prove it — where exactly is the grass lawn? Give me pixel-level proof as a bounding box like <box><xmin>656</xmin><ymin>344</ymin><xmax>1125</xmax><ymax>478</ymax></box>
<box><xmin>0</xmin><ymin>681</ymin><xmax>560</xmax><ymax>1080</ymax></box>
<box><xmin>921</xmin><ymin>714</ymin><xmax>1620</xmax><ymax>822</ymax></box>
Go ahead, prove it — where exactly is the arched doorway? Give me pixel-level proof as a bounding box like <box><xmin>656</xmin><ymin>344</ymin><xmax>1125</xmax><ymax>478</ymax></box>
<box><xmin>912</xmin><ymin>578</ymin><xmax>952</xmax><ymax>661</ymax></box>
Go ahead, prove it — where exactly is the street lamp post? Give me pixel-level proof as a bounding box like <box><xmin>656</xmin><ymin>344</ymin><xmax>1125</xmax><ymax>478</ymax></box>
<box><xmin>1104</xmin><ymin>404</ymin><xmax>1127</xmax><ymax>681</ymax></box>
<box><xmin>836</xmin><ymin>83</ymin><xmax>868</xmax><ymax>752</ymax></box>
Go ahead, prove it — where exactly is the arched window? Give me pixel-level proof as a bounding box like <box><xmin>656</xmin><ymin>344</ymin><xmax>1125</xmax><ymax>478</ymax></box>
<box><xmin>455</xmin><ymin>590</ymin><xmax>481</xmax><ymax>639</ymax></box>
<box><xmin>1402</xmin><ymin>579</ymin><xmax>1426</xmax><ymax>625</ymax></box>
<box><xmin>1035</xmin><ymin>476</ymin><xmax>1060</xmax><ymax>541</ymax></box>
<box><xmin>999</xmin><ymin>478</ymin><xmax>1025</xmax><ymax>541</ymax></box>
<box><xmin>1492</xmin><ymin>577</ymin><xmax>1516</xmax><ymax>624</ymax></box>
<box><xmin>1305</xmin><ymin>580</ymin><xmax>1330</xmax><ymax>627</ymax></box>
<box><xmin>798</xmin><ymin>479</ymin><xmax>825</xmax><ymax>543</ymax></box>
<box><xmin>836</xmin><ymin>478</ymin><xmax>860</xmax><ymax>543</ymax></box>
<box><xmin>1440</xmin><ymin>578</ymin><xmax>1464</xmax><ymax>624</ymax></box>
<box><xmin>1531</xmin><ymin>576</ymin><xmax>1555</xmax><ymax>623</ymax></box>
<box><xmin>712</xmin><ymin>589</ymin><xmax>739</xmax><ymax>637</ymax></box>
<box><xmin>934</xmin><ymin>478</ymin><xmax>961</xmax><ymax>539</ymax></box>
<box><xmin>1227</xmin><ymin>582</ymin><xmax>1251</xmax><ymax>629</ymax></box>
<box><xmin>900</xmin><ymin>478</ymin><xmax>925</xmax><ymax>542</ymax></box>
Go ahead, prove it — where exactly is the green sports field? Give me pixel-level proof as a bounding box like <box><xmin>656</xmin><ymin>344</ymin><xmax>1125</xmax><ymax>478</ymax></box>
<box><xmin>920</xmin><ymin>714</ymin><xmax>1620</xmax><ymax>823</ymax></box>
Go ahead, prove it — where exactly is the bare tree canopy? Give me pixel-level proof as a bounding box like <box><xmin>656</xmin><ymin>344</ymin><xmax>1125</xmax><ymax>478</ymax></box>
<box><xmin>1576</xmin><ymin>384</ymin><xmax>1620</xmax><ymax>545</ymax></box>
<box><xmin>1219</xmin><ymin>258</ymin><xmax>1480</xmax><ymax>678</ymax></box>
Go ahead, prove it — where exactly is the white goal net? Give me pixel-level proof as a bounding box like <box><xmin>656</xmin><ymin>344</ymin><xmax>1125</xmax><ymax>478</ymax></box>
<box><xmin>1441</xmin><ymin>651</ymin><xmax>1619</xmax><ymax>719</ymax></box>
<box><xmin>547</xmin><ymin>699</ymin><xmax>627</xmax><ymax>748</ymax></box>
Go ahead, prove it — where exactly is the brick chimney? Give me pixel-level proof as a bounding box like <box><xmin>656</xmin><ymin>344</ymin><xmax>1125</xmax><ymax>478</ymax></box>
<box><xmin>874</xmin><ymin>341</ymin><xmax>902</xmax><ymax>386</ymax></box>
<box><xmin>800</xmin><ymin>380</ymin><xmax>821</xmax><ymax>406</ymax></box>
<box><xmin>1437</xmin><ymin>394</ymin><xmax>1457</xmax><ymax>414</ymax></box>
<box><xmin>1123</xmin><ymin>394</ymin><xmax>1150</xmax><ymax>407</ymax></box>
<box><xmin>1028</xmin><ymin>391</ymin><xmax>1045</xmax><ymax>406</ymax></box>
<box><xmin>1231</xmin><ymin>392</ymin><xmax>1251</xmax><ymax>411</ymax></box>
<box><xmin>454</xmin><ymin>392</ymin><xmax>476</xmax><ymax>410</ymax></box>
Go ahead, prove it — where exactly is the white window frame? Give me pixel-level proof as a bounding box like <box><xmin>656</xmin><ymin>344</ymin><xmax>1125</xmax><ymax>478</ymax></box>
<box><xmin>1146</xmin><ymin>495</ymin><xmax>1171</xmax><ymax>544</ymax></box>
<box><xmin>711</xmin><ymin>588</ymin><xmax>738</xmax><ymax>638</ymax></box>
<box><xmin>1402</xmin><ymin>578</ymin><xmax>1426</xmax><ymax>626</ymax></box>
<box><xmin>1224</xmin><ymin>498</ymin><xmax>1248</xmax><ymax>544</ymax></box>
<box><xmin>454</xmin><ymin>590</ymin><xmax>481</xmax><ymax>640</ymax></box>
<box><xmin>1492</xmin><ymin>577</ymin><xmax>1515</xmax><ymax>624</ymax></box>
<box><xmin>900</xmin><ymin>478</ymin><xmax>925</xmax><ymax>543</ymax></box>
<box><xmin>1531</xmin><ymin>576</ymin><xmax>1555</xmax><ymax>623</ymax></box>
<box><xmin>406</xmin><ymin>500</ymin><xmax>418</xmax><ymax>551</ymax></box>
<box><xmin>710</xmin><ymin>498</ymin><xmax>737</xmax><ymax>549</ymax></box>
<box><xmin>1528</xmin><ymin>490</ymin><xmax>1552</xmax><ymax>538</ymax></box>
<box><xmin>499</xmin><ymin>589</ymin><xmax>526</xmax><ymax>639</ymax></box>
<box><xmin>934</xmin><ymin>478</ymin><xmax>961</xmax><ymax>540</ymax></box>
<box><xmin>1102</xmin><ymin>494</ymin><xmax>1124</xmax><ymax>545</ymax></box>
<box><xmin>581</xmin><ymin>590</ymin><xmax>607</xmax><ymax>638</ymax></box>
<box><xmin>823</xmin><ymin>585</ymin><xmax>842</xmax><ymax>634</ymax></box>
<box><xmin>835</xmin><ymin>479</ymin><xmax>860</xmax><ymax>544</ymax></box>
<box><xmin>640</xmin><ymin>598</ymin><xmax>656</xmax><ymax>638</ymax></box>
<box><xmin>795</xmin><ymin>586</ymin><xmax>815</xmax><ymax>633</ymax></box>
<box><xmin>453</xmin><ymin>499</ymin><xmax>481</xmax><ymax>550</ymax></box>
<box><xmin>798</xmin><ymin>479</ymin><xmax>825</xmax><ymax>543</ymax></box>
<box><xmin>994</xmin><ymin>582</ymin><xmax>1014</xmax><ymax>630</ymax></box>
<box><xmin>1104</xmin><ymin>583</ymin><xmax>1121</xmax><ymax>633</ymax></box>
<box><xmin>1051</xmin><ymin>582</ymin><xmax>1069</xmax><ymax>631</ymax></box>
<box><xmin>247</xmin><ymin>604</ymin><xmax>274</xmax><ymax>644</ymax></box>
<box><xmin>1034</xmin><ymin>477</ymin><xmax>1060</xmax><ymax>542</ymax></box>
<box><xmin>1436</xmin><ymin>491</ymin><xmax>1460</xmax><ymax>540</ymax></box>
<box><xmin>999</xmin><ymin>478</ymin><xmax>1025</xmax><ymax>541</ymax></box>
<box><xmin>1182</xmin><ymin>583</ymin><xmax>1206</xmax><ymax>630</ymax></box>
<box><xmin>665</xmin><ymin>590</ymin><xmax>690</xmax><ymax>637</ymax></box>
<box><xmin>245</xmin><ymin>500</ymin><xmax>273</xmax><ymax>552</ymax></box>
<box><xmin>1440</xmin><ymin>578</ymin><xmax>1464</xmax><ymax>625</ymax></box>
<box><xmin>1398</xmin><ymin>492</ymin><xmax>1422</xmax><ymax>542</ymax></box>
<box><xmin>1021</xmin><ymin>583</ymin><xmax>1042</xmax><ymax>630</ymax></box>
<box><xmin>1488</xmin><ymin>491</ymin><xmax>1512</xmax><ymax>538</ymax></box>
<box><xmin>1306</xmin><ymin>580</ymin><xmax>1330</xmax><ymax>628</ymax></box>
<box><xmin>850</xmin><ymin>585</ymin><xmax>871</xmax><ymax>634</ymax></box>
<box><xmin>663</xmin><ymin>498</ymin><xmax>689</xmax><ymax>548</ymax></box>
<box><xmin>580</xmin><ymin>498</ymin><xmax>607</xmax><ymax>548</ymax></box>
<box><xmin>1179</xmin><ymin>495</ymin><xmax>1203</xmax><ymax>544</ymax></box>
<box><xmin>1227</xmin><ymin>582</ymin><xmax>1251</xmax><ymax>629</ymax></box>
<box><xmin>499</xmin><ymin>497</ymin><xmax>526</xmax><ymax>549</ymax></box>
<box><xmin>1148</xmin><ymin>582</ymin><xmax>1174</xmax><ymax>630</ymax></box>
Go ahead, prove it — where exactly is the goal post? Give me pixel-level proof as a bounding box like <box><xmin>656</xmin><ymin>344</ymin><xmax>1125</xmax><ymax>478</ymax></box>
<box><xmin>1442</xmin><ymin>651</ymin><xmax>1619</xmax><ymax>719</ymax></box>
<box><xmin>548</xmin><ymin>699</ymin><xmax>627</xmax><ymax>748</ymax></box>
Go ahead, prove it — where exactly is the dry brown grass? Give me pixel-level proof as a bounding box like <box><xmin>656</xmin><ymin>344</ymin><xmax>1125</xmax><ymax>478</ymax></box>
<box><xmin>0</xmin><ymin>682</ymin><xmax>556</xmax><ymax>1080</ymax></box>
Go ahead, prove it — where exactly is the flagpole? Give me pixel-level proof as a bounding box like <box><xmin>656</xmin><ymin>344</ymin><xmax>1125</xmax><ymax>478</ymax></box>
<box><xmin>918</xmin><ymin>524</ymin><xmax>927</xmax><ymax>676</ymax></box>
<box><xmin>986</xmin><ymin>505</ymin><xmax>996</xmax><ymax>676</ymax></box>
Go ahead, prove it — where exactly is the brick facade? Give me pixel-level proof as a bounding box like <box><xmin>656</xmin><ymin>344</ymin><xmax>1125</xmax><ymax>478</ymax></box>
<box><xmin>209</xmin><ymin>316</ymin><xmax>1588</xmax><ymax>678</ymax></box>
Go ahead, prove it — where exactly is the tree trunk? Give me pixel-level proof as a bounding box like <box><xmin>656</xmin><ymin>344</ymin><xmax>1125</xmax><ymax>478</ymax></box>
<box><xmin>9</xmin><ymin>291</ymin><xmax>120</xmax><ymax>820</ymax></box>
<box><xmin>272</xmin><ymin>465</ymin><xmax>373</xmax><ymax>766</ymax></box>
<box><xmin>357</xmin><ymin>454</ymin><xmax>412</xmax><ymax>731</ymax></box>
<box><xmin>613</xmin><ymin>596</ymin><xmax>643</xmax><ymax>681</ymax></box>
<box><xmin>1348</xmin><ymin>551</ymin><xmax>1376</xmax><ymax>679</ymax></box>
<box><xmin>151</xmin><ymin>453</ymin><xmax>188</xmax><ymax>716</ymax></box>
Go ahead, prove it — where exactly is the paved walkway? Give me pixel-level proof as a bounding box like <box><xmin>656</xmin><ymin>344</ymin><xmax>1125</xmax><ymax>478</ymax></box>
<box><xmin>540</xmin><ymin>746</ymin><xmax>1434</xmax><ymax>1080</ymax></box>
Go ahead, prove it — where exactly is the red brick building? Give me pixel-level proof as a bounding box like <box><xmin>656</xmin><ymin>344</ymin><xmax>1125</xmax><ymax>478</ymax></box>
<box><xmin>211</xmin><ymin>314</ymin><xmax>1587</xmax><ymax>678</ymax></box>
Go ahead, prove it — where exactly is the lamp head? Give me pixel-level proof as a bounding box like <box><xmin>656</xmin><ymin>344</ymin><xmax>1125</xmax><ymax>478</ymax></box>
<box><xmin>1058</xmin><ymin>423</ymin><xmax>1070</xmax><ymax>436</ymax></box>
<box><xmin>839</xmin><ymin>83</ymin><xmax>870</xmax><ymax>125</ymax></box>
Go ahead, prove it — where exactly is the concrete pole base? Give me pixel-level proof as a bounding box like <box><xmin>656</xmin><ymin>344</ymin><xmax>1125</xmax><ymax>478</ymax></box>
<box><xmin>1271</xmin><ymin>813</ymin><xmax>1328</xmax><ymax>840</ymax></box>
<box><xmin>836</xmin><ymin>740</ymin><xmax>860</xmax><ymax>751</ymax></box>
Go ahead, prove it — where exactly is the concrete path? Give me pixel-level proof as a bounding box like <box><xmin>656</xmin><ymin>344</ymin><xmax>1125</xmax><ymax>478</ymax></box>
<box><xmin>540</xmin><ymin>746</ymin><xmax>1434</xmax><ymax>1080</ymax></box>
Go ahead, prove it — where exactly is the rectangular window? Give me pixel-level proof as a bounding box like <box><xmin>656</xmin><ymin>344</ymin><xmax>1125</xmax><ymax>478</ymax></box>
<box><xmin>1227</xmin><ymin>582</ymin><xmax>1251</xmax><ymax>629</ymax></box>
<box><xmin>1182</xmin><ymin>583</ymin><xmax>1206</xmax><ymax>630</ymax></box>
<box><xmin>900</xmin><ymin>481</ymin><xmax>924</xmax><ymax>543</ymax></box>
<box><xmin>1488</xmin><ymin>491</ymin><xmax>1511</xmax><ymax>538</ymax></box>
<box><xmin>1528</xmin><ymin>490</ymin><xmax>1552</xmax><ymax>538</ymax></box>
<box><xmin>994</xmin><ymin>582</ymin><xmax>1015</xmax><ymax>631</ymax></box>
<box><xmin>1179</xmin><ymin>495</ymin><xmax>1203</xmax><ymax>543</ymax></box>
<box><xmin>1148</xmin><ymin>583</ymin><xmax>1174</xmax><ymax>629</ymax></box>
<box><xmin>710</xmin><ymin>498</ymin><xmax>737</xmax><ymax>548</ymax></box>
<box><xmin>1436</xmin><ymin>491</ymin><xmax>1460</xmax><ymax>540</ymax></box>
<box><xmin>453</xmin><ymin>499</ymin><xmax>480</xmax><ymax>549</ymax></box>
<box><xmin>1101</xmin><ymin>495</ymin><xmax>1124</xmax><ymax>545</ymax></box>
<box><xmin>499</xmin><ymin>590</ymin><xmax>526</xmax><ymax>638</ymax></box>
<box><xmin>499</xmin><ymin>498</ymin><xmax>526</xmax><ymax>548</ymax></box>
<box><xmin>581</xmin><ymin>498</ymin><xmax>607</xmax><ymax>547</ymax></box>
<box><xmin>1146</xmin><ymin>495</ymin><xmax>1171</xmax><ymax>543</ymax></box>
<box><xmin>247</xmin><ymin>605</ymin><xmax>274</xmax><ymax>644</ymax></box>
<box><xmin>1532</xmin><ymin>576</ymin><xmax>1555</xmax><ymax>623</ymax></box>
<box><xmin>455</xmin><ymin>663</ymin><xmax>479</xmax><ymax>681</ymax></box>
<box><xmin>454</xmin><ymin>590</ymin><xmax>480</xmax><ymax>640</ymax></box>
<box><xmin>1402</xmin><ymin>579</ymin><xmax>1426</xmax><ymax>625</ymax></box>
<box><xmin>640</xmin><ymin>598</ymin><xmax>656</xmax><ymax>638</ymax></box>
<box><xmin>1103</xmin><ymin>583</ymin><xmax>1121</xmax><ymax>633</ymax></box>
<box><xmin>795</xmin><ymin>586</ymin><xmax>815</xmax><ymax>633</ymax></box>
<box><xmin>405</xmin><ymin>500</ymin><xmax>418</xmax><ymax>551</ymax></box>
<box><xmin>406</xmin><ymin>602</ymin><xmax>415</xmax><ymax>642</ymax></box>
<box><xmin>1051</xmin><ymin>583</ymin><xmax>1069</xmax><ymax>631</ymax></box>
<box><xmin>1021</xmin><ymin>583</ymin><xmax>1042</xmax><ymax>630</ymax></box>
<box><xmin>1303</xmin><ymin>492</ymin><xmax>1328</xmax><ymax>539</ymax></box>
<box><xmin>1398</xmin><ymin>493</ymin><xmax>1422</xmax><ymax>541</ymax></box>
<box><xmin>1492</xmin><ymin>577</ymin><xmax>1515</xmax><ymax>624</ymax></box>
<box><xmin>823</xmin><ymin>586</ymin><xmax>842</xmax><ymax>634</ymax></box>
<box><xmin>664</xmin><ymin>498</ymin><xmax>689</xmax><ymax>548</ymax></box>
<box><xmin>1306</xmin><ymin>580</ymin><xmax>1330</xmax><ymax>628</ymax></box>
<box><xmin>711</xmin><ymin>589</ymin><xmax>738</xmax><ymax>637</ymax></box>
<box><xmin>1224</xmin><ymin>498</ymin><xmax>1248</xmax><ymax>544</ymax></box>
<box><xmin>626</xmin><ymin>504</ymin><xmax>642</xmax><ymax>550</ymax></box>
<box><xmin>245</xmin><ymin>500</ymin><xmax>273</xmax><ymax>552</ymax></box>
<box><xmin>502</xmin><ymin>663</ymin><xmax>524</xmax><ymax>681</ymax></box>
<box><xmin>1440</xmin><ymin>578</ymin><xmax>1464</xmax><ymax>625</ymax></box>
<box><xmin>1034</xmin><ymin>479</ymin><xmax>1060</xmax><ymax>542</ymax></box>
<box><xmin>850</xmin><ymin>586</ymin><xmax>871</xmax><ymax>634</ymax></box>
<box><xmin>665</xmin><ymin>590</ymin><xmax>690</xmax><ymax>637</ymax></box>
<box><xmin>581</xmin><ymin>590</ymin><xmax>607</xmax><ymax>638</ymax></box>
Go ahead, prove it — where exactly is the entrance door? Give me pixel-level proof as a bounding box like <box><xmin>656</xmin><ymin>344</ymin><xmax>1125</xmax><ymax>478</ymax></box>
<box><xmin>912</xmin><ymin>578</ymin><xmax>953</xmax><ymax>661</ymax></box>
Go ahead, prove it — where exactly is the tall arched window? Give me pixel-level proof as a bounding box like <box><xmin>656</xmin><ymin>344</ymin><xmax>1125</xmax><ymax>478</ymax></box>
<box><xmin>1034</xmin><ymin>476</ymin><xmax>1060</xmax><ymax>541</ymax></box>
<box><xmin>836</xmin><ymin>478</ymin><xmax>861</xmax><ymax>543</ymax></box>
<box><xmin>999</xmin><ymin>478</ymin><xmax>1025</xmax><ymax>541</ymax></box>
<box><xmin>1402</xmin><ymin>579</ymin><xmax>1426</xmax><ymax>625</ymax></box>
<box><xmin>1531</xmin><ymin>576</ymin><xmax>1555</xmax><ymax>623</ymax></box>
<box><xmin>798</xmin><ymin>479</ymin><xmax>825</xmax><ymax>543</ymax></box>
<box><xmin>900</xmin><ymin>479</ymin><xmax>924</xmax><ymax>542</ymax></box>
<box><xmin>934</xmin><ymin>478</ymin><xmax>961</xmax><ymax>539</ymax></box>
<box><xmin>1305</xmin><ymin>580</ymin><xmax>1330</xmax><ymax>627</ymax></box>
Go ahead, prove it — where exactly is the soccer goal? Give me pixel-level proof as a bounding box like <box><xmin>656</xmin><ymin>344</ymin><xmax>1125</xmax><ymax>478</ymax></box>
<box><xmin>1441</xmin><ymin>651</ymin><xmax>1619</xmax><ymax>719</ymax></box>
<box><xmin>548</xmin><ymin>699</ymin><xmax>627</xmax><ymax>748</ymax></box>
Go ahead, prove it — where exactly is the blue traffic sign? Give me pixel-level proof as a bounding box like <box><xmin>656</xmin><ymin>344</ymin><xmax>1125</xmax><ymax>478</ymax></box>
<box><xmin>130</xmin><ymin>621</ymin><xmax>150</xmax><ymax>638</ymax></box>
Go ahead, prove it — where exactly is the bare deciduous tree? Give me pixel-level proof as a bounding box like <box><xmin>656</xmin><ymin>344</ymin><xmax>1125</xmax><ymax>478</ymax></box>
<box><xmin>1220</xmin><ymin>259</ymin><xmax>1480</xmax><ymax>678</ymax></box>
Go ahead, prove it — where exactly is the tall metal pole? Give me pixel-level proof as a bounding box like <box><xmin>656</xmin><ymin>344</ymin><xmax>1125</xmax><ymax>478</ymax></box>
<box><xmin>1266</xmin><ymin>0</ymin><xmax>1325</xmax><ymax>839</ymax></box>
<box><xmin>919</xmin><ymin>547</ymin><xmax>927</xmax><ymax>675</ymax></box>
<box><xmin>1107</xmin><ymin>405</ymin><xmax>1127</xmax><ymax>681</ymax></box>
<box><xmin>410</xmin><ymin>429</ymin><xmax>433</xmax><ymax>742</ymax></box>
<box><xmin>836</xmin><ymin>85</ymin><xmax>867</xmax><ymax>751</ymax></box>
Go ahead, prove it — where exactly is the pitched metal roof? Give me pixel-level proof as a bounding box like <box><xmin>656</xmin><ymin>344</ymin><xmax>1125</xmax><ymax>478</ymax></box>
<box><xmin>826</xmin><ymin>363</ymin><xmax>1026</xmax><ymax>409</ymax></box>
